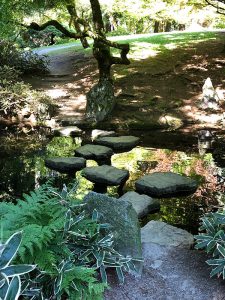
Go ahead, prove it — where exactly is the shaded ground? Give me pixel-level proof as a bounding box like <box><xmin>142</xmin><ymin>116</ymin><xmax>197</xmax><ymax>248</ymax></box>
<box><xmin>25</xmin><ymin>32</ymin><xmax>225</xmax><ymax>134</ymax></box>
<box><xmin>104</xmin><ymin>242</ymin><xmax>225</xmax><ymax>300</ymax></box>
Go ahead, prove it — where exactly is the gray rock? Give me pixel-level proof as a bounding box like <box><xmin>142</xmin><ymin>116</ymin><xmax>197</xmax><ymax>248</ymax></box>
<box><xmin>84</xmin><ymin>192</ymin><xmax>143</xmax><ymax>273</ymax></box>
<box><xmin>119</xmin><ymin>191</ymin><xmax>160</xmax><ymax>218</ymax></box>
<box><xmin>135</xmin><ymin>172</ymin><xmax>198</xmax><ymax>197</ymax></box>
<box><xmin>45</xmin><ymin>157</ymin><xmax>86</xmax><ymax>173</ymax></box>
<box><xmin>82</xmin><ymin>165</ymin><xmax>129</xmax><ymax>186</ymax></box>
<box><xmin>75</xmin><ymin>144</ymin><xmax>113</xmax><ymax>164</ymax></box>
<box><xmin>54</xmin><ymin>126</ymin><xmax>82</xmax><ymax>137</ymax></box>
<box><xmin>91</xmin><ymin>129</ymin><xmax>116</xmax><ymax>141</ymax></box>
<box><xmin>201</xmin><ymin>77</ymin><xmax>220</xmax><ymax>110</ymax></box>
<box><xmin>94</xmin><ymin>136</ymin><xmax>140</xmax><ymax>151</ymax></box>
<box><xmin>141</xmin><ymin>221</ymin><xmax>194</xmax><ymax>248</ymax></box>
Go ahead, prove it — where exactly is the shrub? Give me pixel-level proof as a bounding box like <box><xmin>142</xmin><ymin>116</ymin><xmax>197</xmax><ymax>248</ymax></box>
<box><xmin>0</xmin><ymin>66</ymin><xmax>56</xmax><ymax>126</ymax></box>
<box><xmin>0</xmin><ymin>40</ymin><xmax>48</xmax><ymax>74</ymax></box>
<box><xmin>0</xmin><ymin>183</ymin><xmax>141</xmax><ymax>299</ymax></box>
<box><xmin>195</xmin><ymin>209</ymin><xmax>225</xmax><ymax>279</ymax></box>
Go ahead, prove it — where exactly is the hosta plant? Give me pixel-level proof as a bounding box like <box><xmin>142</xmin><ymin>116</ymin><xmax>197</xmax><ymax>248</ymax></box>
<box><xmin>195</xmin><ymin>209</ymin><xmax>225</xmax><ymax>279</ymax></box>
<box><xmin>0</xmin><ymin>231</ymin><xmax>35</xmax><ymax>300</ymax></box>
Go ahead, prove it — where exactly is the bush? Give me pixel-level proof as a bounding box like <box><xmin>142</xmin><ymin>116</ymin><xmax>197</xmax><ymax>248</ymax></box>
<box><xmin>0</xmin><ymin>40</ymin><xmax>48</xmax><ymax>74</ymax></box>
<box><xmin>0</xmin><ymin>183</ymin><xmax>141</xmax><ymax>299</ymax></box>
<box><xmin>0</xmin><ymin>66</ymin><xmax>56</xmax><ymax>126</ymax></box>
<box><xmin>19</xmin><ymin>26</ymin><xmax>65</xmax><ymax>48</ymax></box>
<box><xmin>195</xmin><ymin>209</ymin><xmax>225</xmax><ymax>279</ymax></box>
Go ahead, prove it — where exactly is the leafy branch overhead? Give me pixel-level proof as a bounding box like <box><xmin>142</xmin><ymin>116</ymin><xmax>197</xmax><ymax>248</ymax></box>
<box><xmin>27</xmin><ymin>0</ymin><xmax>130</xmax><ymax>69</ymax></box>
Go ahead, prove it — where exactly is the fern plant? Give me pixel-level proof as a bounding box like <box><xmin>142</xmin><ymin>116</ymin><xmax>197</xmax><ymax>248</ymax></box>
<box><xmin>195</xmin><ymin>209</ymin><xmax>225</xmax><ymax>279</ymax></box>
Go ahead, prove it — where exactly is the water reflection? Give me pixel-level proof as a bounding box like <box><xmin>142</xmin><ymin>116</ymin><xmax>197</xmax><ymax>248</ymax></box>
<box><xmin>0</xmin><ymin>134</ymin><xmax>224</xmax><ymax>233</ymax></box>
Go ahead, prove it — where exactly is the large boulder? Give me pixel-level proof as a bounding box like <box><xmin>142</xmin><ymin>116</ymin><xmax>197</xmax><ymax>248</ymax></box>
<box><xmin>82</xmin><ymin>165</ymin><xmax>129</xmax><ymax>186</ymax></box>
<box><xmin>94</xmin><ymin>136</ymin><xmax>140</xmax><ymax>152</ymax></box>
<box><xmin>84</xmin><ymin>192</ymin><xmax>143</xmax><ymax>273</ymax></box>
<box><xmin>45</xmin><ymin>157</ymin><xmax>86</xmax><ymax>174</ymax></box>
<box><xmin>119</xmin><ymin>191</ymin><xmax>160</xmax><ymax>218</ymax></box>
<box><xmin>75</xmin><ymin>144</ymin><xmax>113</xmax><ymax>165</ymax></box>
<box><xmin>135</xmin><ymin>172</ymin><xmax>198</xmax><ymax>197</ymax></box>
<box><xmin>141</xmin><ymin>220</ymin><xmax>194</xmax><ymax>248</ymax></box>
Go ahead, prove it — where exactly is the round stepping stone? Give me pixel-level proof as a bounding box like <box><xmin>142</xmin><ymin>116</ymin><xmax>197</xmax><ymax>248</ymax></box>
<box><xmin>94</xmin><ymin>136</ymin><xmax>140</xmax><ymax>152</ymax></box>
<box><xmin>119</xmin><ymin>191</ymin><xmax>160</xmax><ymax>218</ymax></box>
<box><xmin>135</xmin><ymin>172</ymin><xmax>198</xmax><ymax>198</ymax></box>
<box><xmin>75</xmin><ymin>144</ymin><xmax>113</xmax><ymax>165</ymax></box>
<box><xmin>45</xmin><ymin>157</ymin><xmax>86</xmax><ymax>174</ymax></box>
<box><xmin>82</xmin><ymin>165</ymin><xmax>129</xmax><ymax>195</ymax></box>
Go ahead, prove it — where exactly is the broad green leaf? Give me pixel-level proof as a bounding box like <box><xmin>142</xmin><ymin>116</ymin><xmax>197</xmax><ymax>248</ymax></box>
<box><xmin>206</xmin><ymin>240</ymin><xmax>216</xmax><ymax>253</ymax></box>
<box><xmin>217</xmin><ymin>244</ymin><xmax>225</xmax><ymax>258</ymax></box>
<box><xmin>1</xmin><ymin>264</ymin><xmax>36</xmax><ymax>277</ymax></box>
<box><xmin>207</xmin><ymin>258</ymin><xmax>225</xmax><ymax>265</ymax></box>
<box><xmin>100</xmin><ymin>265</ymin><xmax>107</xmax><ymax>284</ymax></box>
<box><xmin>4</xmin><ymin>276</ymin><xmax>21</xmax><ymax>300</ymax></box>
<box><xmin>0</xmin><ymin>232</ymin><xmax>22</xmax><ymax>269</ymax></box>
<box><xmin>64</xmin><ymin>209</ymin><xmax>72</xmax><ymax>233</ymax></box>
<box><xmin>116</xmin><ymin>267</ymin><xmax>124</xmax><ymax>284</ymax></box>
<box><xmin>210</xmin><ymin>264</ymin><xmax>224</xmax><ymax>278</ymax></box>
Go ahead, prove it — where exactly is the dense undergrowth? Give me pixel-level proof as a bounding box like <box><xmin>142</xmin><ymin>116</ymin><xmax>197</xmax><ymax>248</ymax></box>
<box><xmin>0</xmin><ymin>40</ymin><xmax>57</xmax><ymax>129</ymax></box>
<box><xmin>0</xmin><ymin>182</ymin><xmax>139</xmax><ymax>299</ymax></box>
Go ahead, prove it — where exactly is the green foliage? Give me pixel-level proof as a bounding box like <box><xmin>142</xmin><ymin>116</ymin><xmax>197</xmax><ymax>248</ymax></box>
<box><xmin>0</xmin><ymin>231</ymin><xmax>36</xmax><ymax>300</ymax></box>
<box><xmin>195</xmin><ymin>210</ymin><xmax>225</xmax><ymax>279</ymax></box>
<box><xmin>0</xmin><ymin>182</ymin><xmax>140</xmax><ymax>299</ymax></box>
<box><xmin>0</xmin><ymin>66</ymin><xmax>56</xmax><ymax>123</ymax></box>
<box><xmin>0</xmin><ymin>40</ymin><xmax>48</xmax><ymax>74</ymax></box>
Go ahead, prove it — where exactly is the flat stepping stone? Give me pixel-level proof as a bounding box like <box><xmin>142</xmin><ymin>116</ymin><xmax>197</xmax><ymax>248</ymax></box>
<box><xmin>82</xmin><ymin>165</ymin><xmax>129</xmax><ymax>186</ymax></box>
<box><xmin>45</xmin><ymin>157</ymin><xmax>86</xmax><ymax>174</ymax></box>
<box><xmin>75</xmin><ymin>144</ymin><xmax>113</xmax><ymax>165</ymax></box>
<box><xmin>94</xmin><ymin>136</ymin><xmax>140</xmax><ymax>151</ymax></box>
<box><xmin>135</xmin><ymin>172</ymin><xmax>198</xmax><ymax>197</ymax></box>
<box><xmin>141</xmin><ymin>221</ymin><xmax>194</xmax><ymax>248</ymax></box>
<box><xmin>54</xmin><ymin>126</ymin><xmax>83</xmax><ymax>137</ymax></box>
<box><xmin>119</xmin><ymin>191</ymin><xmax>160</xmax><ymax>218</ymax></box>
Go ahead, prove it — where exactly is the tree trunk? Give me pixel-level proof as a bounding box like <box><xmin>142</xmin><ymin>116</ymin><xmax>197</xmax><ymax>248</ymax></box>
<box><xmin>154</xmin><ymin>21</ymin><xmax>160</xmax><ymax>33</ymax></box>
<box><xmin>86</xmin><ymin>39</ymin><xmax>115</xmax><ymax>121</ymax></box>
<box><xmin>165</xmin><ymin>21</ymin><xmax>171</xmax><ymax>32</ymax></box>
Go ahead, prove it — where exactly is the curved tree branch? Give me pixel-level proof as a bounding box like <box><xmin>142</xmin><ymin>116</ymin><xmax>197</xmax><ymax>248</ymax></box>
<box><xmin>29</xmin><ymin>20</ymin><xmax>87</xmax><ymax>39</ymax></box>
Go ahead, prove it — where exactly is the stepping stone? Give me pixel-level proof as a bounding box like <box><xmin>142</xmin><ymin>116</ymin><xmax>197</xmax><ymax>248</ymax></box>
<box><xmin>54</xmin><ymin>126</ymin><xmax>83</xmax><ymax>137</ymax></box>
<box><xmin>75</xmin><ymin>144</ymin><xmax>113</xmax><ymax>165</ymax></box>
<box><xmin>135</xmin><ymin>172</ymin><xmax>198</xmax><ymax>198</ymax></box>
<box><xmin>119</xmin><ymin>191</ymin><xmax>160</xmax><ymax>218</ymax></box>
<box><xmin>141</xmin><ymin>221</ymin><xmax>194</xmax><ymax>248</ymax></box>
<box><xmin>45</xmin><ymin>157</ymin><xmax>86</xmax><ymax>174</ymax></box>
<box><xmin>91</xmin><ymin>129</ymin><xmax>116</xmax><ymax>141</ymax></box>
<box><xmin>94</xmin><ymin>136</ymin><xmax>140</xmax><ymax>152</ymax></box>
<box><xmin>81</xmin><ymin>165</ymin><xmax>129</xmax><ymax>194</ymax></box>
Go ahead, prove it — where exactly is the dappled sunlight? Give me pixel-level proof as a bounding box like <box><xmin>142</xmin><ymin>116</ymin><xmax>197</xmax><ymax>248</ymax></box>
<box><xmin>46</xmin><ymin>88</ymin><xmax>68</xmax><ymax>99</ymax></box>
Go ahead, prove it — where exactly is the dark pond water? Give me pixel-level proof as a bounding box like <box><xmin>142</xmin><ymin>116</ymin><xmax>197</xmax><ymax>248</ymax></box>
<box><xmin>1</xmin><ymin>129</ymin><xmax>225</xmax><ymax>234</ymax></box>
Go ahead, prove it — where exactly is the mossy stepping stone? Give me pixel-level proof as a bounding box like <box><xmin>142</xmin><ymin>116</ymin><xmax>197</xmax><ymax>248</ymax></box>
<box><xmin>45</xmin><ymin>157</ymin><xmax>86</xmax><ymax>174</ymax></box>
<box><xmin>135</xmin><ymin>172</ymin><xmax>198</xmax><ymax>198</ymax></box>
<box><xmin>94</xmin><ymin>136</ymin><xmax>140</xmax><ymax>151</ymax></box>
<box><xmin>75</xmin><ymin>144</ymin><xmax>113</xmax><ymax>165</ymax></box>
<box><xmin>82</xmin><ymin>165</ymin><xmax>129</xmax><ymax>186</ymax></box>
